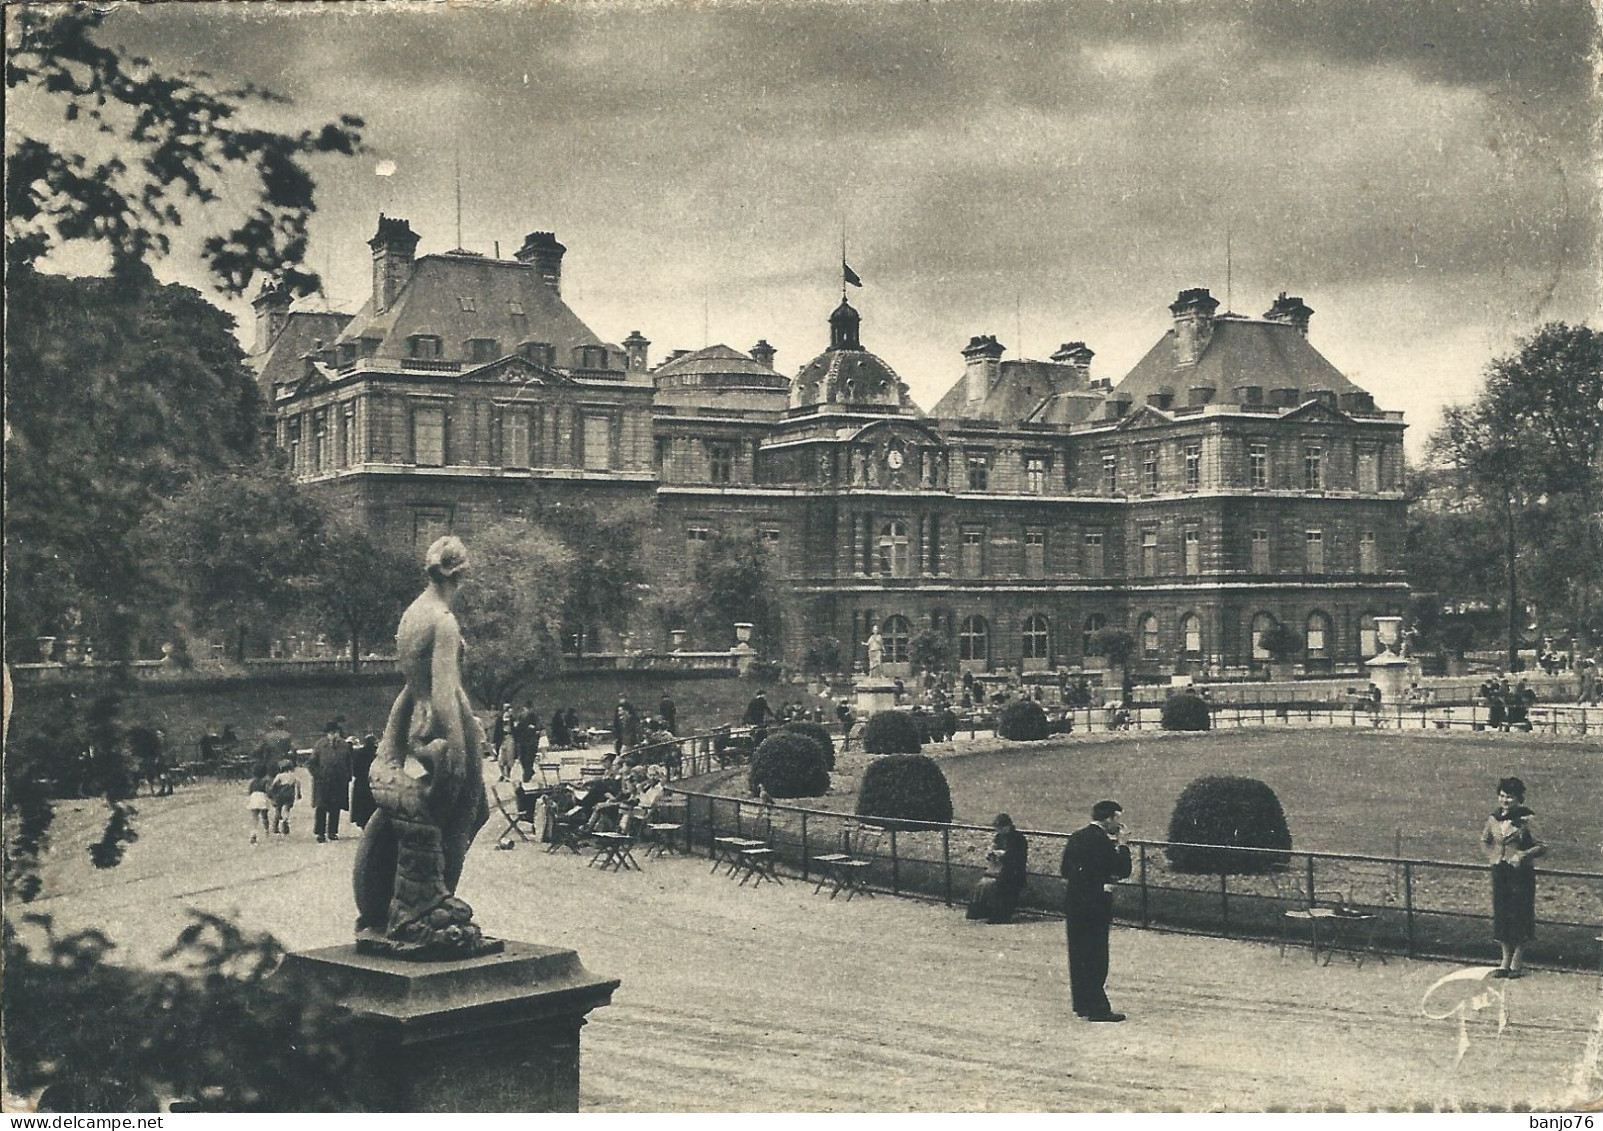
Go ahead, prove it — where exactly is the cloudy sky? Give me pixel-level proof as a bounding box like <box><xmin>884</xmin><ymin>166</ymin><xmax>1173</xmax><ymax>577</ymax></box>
<box><xmin>12</xmin><ymin>0</ymin><xmax>1599</xmax><ymax>451</ymax></box>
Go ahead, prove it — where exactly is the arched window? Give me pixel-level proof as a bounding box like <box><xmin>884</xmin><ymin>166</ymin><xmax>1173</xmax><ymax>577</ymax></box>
<box><xmin>1359</xmin><ymin>613</ymin><xmax>1379</xmax><ymax>658</ymax></box>
<box><xmin>1306</xmin><ymin>612</ymin><xmax>1332</xmax><ymax>657</ymax></box>
<box><xmin>1250</xmin><ymin>613</ymin><xmax>1277</xmax><ymax>661</ymax></box>
<box><xmin>1139</xmin><ymin>613</ymin><xmax>1160</xmax><ymax>659</ymax></box>
<box><xmin>1082</xmin><ymin>613</ymin><xmax>1107</xmax><ymax>655</ymax></box>
<box><xmin>959</xmin><ymin>616</ymin><xmax>990</xmax><ymax>663</ymax></box>
<box><xmin>877</xmin><ymin>521</ymin><xmax>909</xmax><ymax>578</ymax></box>
<box><xmin>881</xmin><ymin>615</ymin><xmax>912</xmax><ymax>664</ymax></box>
<box><xmin>1021</xmin><ymin>614</ymin><xmax>1050</xmax><ymax>660</ymax></box>
<box><xmin>1180</xmin><ymin>613</ymin><xmax>1202</xmax><ymax>657</ymax></box>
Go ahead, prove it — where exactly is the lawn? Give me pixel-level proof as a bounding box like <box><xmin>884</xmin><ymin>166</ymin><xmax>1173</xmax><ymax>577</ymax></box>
<box><xmin>933</xmin><ymin>729</ymin><xmax>1603</xmax><ymax>866</ymax></box>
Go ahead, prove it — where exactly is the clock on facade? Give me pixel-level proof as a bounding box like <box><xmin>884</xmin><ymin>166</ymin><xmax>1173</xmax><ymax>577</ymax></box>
<box><xmin>886</xmin><ymin>449</ymin><xmax>904</xmax><ymax>469</ymax></box>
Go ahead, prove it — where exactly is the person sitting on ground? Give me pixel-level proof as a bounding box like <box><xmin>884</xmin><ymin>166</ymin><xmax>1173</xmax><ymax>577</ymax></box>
<box><xmin>967</xmin><ymin>813</ymin><xmax>1030</xmax><ymax>924</ymax></box>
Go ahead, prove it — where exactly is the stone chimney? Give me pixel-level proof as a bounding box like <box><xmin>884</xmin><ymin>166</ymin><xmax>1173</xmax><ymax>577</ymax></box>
<box><xmin>750</xmin><ymin>339</ymin><xmax>777</xmax><ymax>370</ymax></box>
<box><xmin>1263</xmin><ymin>292</ymin><xmax>1314</xmax><ymax>336</ymax></box>
<box><xmin>1169</xmin><ymin>287</ymin><xmax>1220</xmax><ymax>366</ymax></box>
<box><xmin>251</xmin><ymin>280</ymin><xmax>292</xmax><ymax>353</ymax></box>
<box><xmin>514</xmin><ymin>231</ymin><xmax>567</xmax><ymax>295</ymax></box>
<box><xmin>368</xmin><ymin>214</ymin><xmax>420</xmax><ymax>316</ymax></box>
<box><xmin>1050</xmin><ymin>341</ymin><xmax>1095</xmax><ymax>387</ymax></box>
<box><xmin>622</xmin><ymin>330</ymin><xmax>650</xmax><ymax>374</ymax></box>
<box><xmin>961</xmin><ymin>334</ymin><xmax>1005</xmax><ymax>407</ymax></box>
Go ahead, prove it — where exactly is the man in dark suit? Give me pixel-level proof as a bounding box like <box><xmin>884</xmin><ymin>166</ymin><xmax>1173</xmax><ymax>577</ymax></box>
<box><xmin>1059</xmin><ymin>799</ymin><xmax>1133</xmax><ymax>1022</ymax></box>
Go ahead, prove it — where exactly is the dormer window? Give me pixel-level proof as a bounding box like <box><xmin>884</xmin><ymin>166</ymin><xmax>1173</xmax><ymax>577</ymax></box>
<box><xmin>507</xmin><ymin>300</ymin><xmax>525</xmax><ymax>316</ymax></box>
<box><xmin>465</xmin><ymin>338</ymin><xmax>500</xmax><ymax>363</ymax></box>
<box><xmin>458</xmin><ymin>296</ymin><xmax>477</xmax><ymax>312</ymax></box>
<box><xmin>575</xmin><ymin>344</ymin><xmax>609</xmax><ymax>370</ymax></box>
<box><xmin>518</xmin><ymin>341</ymin><xmax>555</xmax><ymax>367</ymax></box>
<box><xmin>358</xmin><ymin>337</ymin><xmax>379</xmax><ymax>359</ymax></box>
<box><xmin>337</xmin><ymin>342</ymin><xmax>357</xmax><ymax>368</ymax></box>
<box><xmin>408</xmin><ymin>334</ymin><xmax>442</xmax><ymax>360</ymax></box>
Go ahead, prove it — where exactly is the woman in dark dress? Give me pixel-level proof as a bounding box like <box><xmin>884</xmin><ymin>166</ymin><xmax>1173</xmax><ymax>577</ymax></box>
<box><xmin>966</xmin><ymin>813</ymin><xmax>1029</xmax><ymax>924</ymax></box>
<box><xmin>349</xmin><ymin>732</ymin><xmax>378</xmax><ymax>828</ymax></box>
<box><xmin>1480</xmin><ymin>776</ymin><xmax>1546</xmax><ymax>978</ymax></box>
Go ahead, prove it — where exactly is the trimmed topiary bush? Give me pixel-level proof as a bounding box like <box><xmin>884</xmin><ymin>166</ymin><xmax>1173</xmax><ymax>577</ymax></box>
<box><xmin>855</xmin><ymin>754</ymin><xmax>953</xmax><ymax>828</ymax></box>
<box><xmin>997</xmin><ymin>699</ymin><xmax>1050</xmax><ymax>741</ymax></box>
<box><xmin>782</xmin><ymin>720</ymin><xmax>835</xmax><ymax>771</ymax></box>
<box><xmin>1160</xmin><ymin>692</ymin><xmax>1212</xmax><ymax>731</ymax></box>
<box><xmin>1165</xmin><ymin>775</ymin><xmax>1292</xmax><ymax>874</ymax></box>
<box><xmin>861</xmin><ymin>710</ymin><xmax>923</xmax><ymax>755</ymax></box>
<box><xmin>748</xmin><ymin>731</ymin><xmax>830</xmax><ymax>799</ymax></box>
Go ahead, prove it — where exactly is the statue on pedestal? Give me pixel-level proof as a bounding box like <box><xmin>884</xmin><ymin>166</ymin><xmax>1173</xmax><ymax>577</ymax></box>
<box><xmin>353</xmin><ymin>536</ymin><xmax>501</xmax><ymax>960</ymax></box>
<box><xmin>866</xmin><ymin>628</ymin><xmax>885</xmax><ymax>678</ymax></box>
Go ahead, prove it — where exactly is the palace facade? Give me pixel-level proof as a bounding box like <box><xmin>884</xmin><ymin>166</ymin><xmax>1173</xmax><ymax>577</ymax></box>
<box><xmin>256</xmin><ymin>216</ymin><xmax>1408</xmax><ymax>677</ymax></box>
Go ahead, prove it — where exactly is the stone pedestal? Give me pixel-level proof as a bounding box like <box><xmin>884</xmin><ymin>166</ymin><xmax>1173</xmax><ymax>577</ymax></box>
<box><xmin>853</xmin><ymin>677</ymin><xmax>899</xmax><ymax>716</ymax></box>
<box><xmin>1366</xmin><ymin>651</ymin><xmax>1411</xmax><ymax>704</ymax></box>
<box><xmin>274</xmin><ymin>940</ymin><xmax>618</xmax><ymax>1112</ymax></box>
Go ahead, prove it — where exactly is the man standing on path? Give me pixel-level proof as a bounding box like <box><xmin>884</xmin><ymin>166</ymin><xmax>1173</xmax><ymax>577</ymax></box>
<box><xmin>514</xmin><ymin>701</ymin><xmax>540</xmax><ymax>783</ymax></box>
<box><xmin>1059</xmin><ymin>799</ymin><xmax>1133</xmax><ymax>1022</ymax></box>
<box><xmin>659</xmin><ymin>689</ymin><xmax>677</xmax><ymax>735</ymax></box>
<box><xmin>307</xmin><ymin>719</ymin><xmax>352</xmax><ymax>843</ymax></box>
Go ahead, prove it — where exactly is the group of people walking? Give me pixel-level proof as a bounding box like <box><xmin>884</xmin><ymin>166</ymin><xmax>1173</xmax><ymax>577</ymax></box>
<box><xmin>243</xmin><ymin>716</ymin><xmax>377</xmax><ymax>845</ymax></box>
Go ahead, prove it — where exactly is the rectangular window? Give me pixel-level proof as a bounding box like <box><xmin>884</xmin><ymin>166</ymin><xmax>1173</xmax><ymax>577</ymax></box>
<box><xmin>961</xmin><ymin>529</ymin><xmax>985</xmax><ymax>577</ymax></box>
<box><xmin>1141</xmin><ymin>529</ymin><xmax>1159</xmax><ymax>575</ymax></box>
<box><xmin>1083</xmin><ymin>531</ymin><xmax>1104</xmax><ymax>576</ymax></box>
<box><xmin>1303</xmin><ymin>443</ymin><xmax>1323</xmax><ymax>490</ymax></box>
<box><xmin>507</xmin><ymin>300</ymin><xmax>524</xmax><ymax>316</ymax></box>
<box><xmin>1024</xmin><ymin>529</ymin><xmax>1046</xmax><ymax>579</ymax></box>
<box><xmin>501</xmin><ymin>410</ymin><xmax>531</xmax><ymax>468</ymax></box>
<box><xmin>312</xmin><ymin>410</ymin><xmax>328</xmax><ymax>473</ymax></box>
<box><xmin>1183</xmin><ymin>528</ymin><xmax>1201</xmax><ymax>575</ymax></box>
<box><xmin>286</xmin><ymin>419</ymin><xmax>301</xmax><ymax>472</ymax></box>
<box><xmin>1359</xmin><ymin>530</ymin><xmax>1377</xmax><ymax>573</ymax></box>
<box><xmin>761</xmin><ymin>529</ymin><xmax>781</xmax><ymax>545</ymax></box>
<box><xmin>1102</xmin><ymin>453</ymin><xmax>1118</xmax><ymax>495</ymax></box>
<box><xmin>1249</xmin><ymin>442</ymin><xmax>1269</xmax><ymax>489</ymax></box>
<box><xmin>1357</xmin><ymin>447</ymin><xmax>1380</xmax><ymax>493</ymax></box>
<box><xmin>1143</xmin><ymin>448</ymin><xmax>1159</xmax><ymax>493</ymax></box>
<box><xmin>709</xmin><ymin>442</ymin><xmax>734</xmax><ymax>484</ymax></box>
<box><xmin>340</xmin><ymin>403</ymin><xmax>356</xmax><ymax>467</ymax></box>
<box><xmin>1250</xmin><ymin>529</ymin><xmax>1270</xmax><ymax>573</ymax></box>
<box><xmin>966</xmin><ymin>453</ymin><xmax>990</xmax><ymax>491</ymax></box>
<box><xmin>412</xmin><ymin>403</ymin><xmax>445</xmax><ymax>466</ymax></box>
<box><xmin>408</xmin><ymin>335</ymin><xmax>442</xmax><ymax>360</ymax></box>
<box><xmin>582</xmin><ymin>414</ymin><xmax>613</xmax><ymax>470</ymax></box>
<box><xmin>1025</xmin><ymin>455</ymin><xmax>1048</xmax><ymax>495</ymax></box>
<box><xmin>685</xmin><ymin>526</ymin><xmax>711</xmax><ymax>568</ymax></box>
<box><xmin>654</xmin><ymin>437</ymin><xmax>670</xmax><ymax>476</ymax></box>
<box><xmin>1305</xmin><ymin>529</ymin><xmax>1325</xmax><ymax>574</ymax></box>
<box><xmin>1184</xmin><ymin>443</ymin><xmax>1201</xmax><ymax>491</ymax></box>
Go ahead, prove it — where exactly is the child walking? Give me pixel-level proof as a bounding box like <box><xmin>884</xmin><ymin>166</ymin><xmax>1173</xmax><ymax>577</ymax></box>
<box><xmin>269</xmin><ymin>758</ymin><xmax>300</xmax><ymax>836</ymax></box>
<box><xmin>246</xmin><ymin>763</ymin><xmax>271</xmax><ymax>844</ymax></box>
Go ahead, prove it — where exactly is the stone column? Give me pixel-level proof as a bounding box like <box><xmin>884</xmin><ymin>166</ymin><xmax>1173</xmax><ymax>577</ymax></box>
<box><xmin>274</xmin><ymin>941</ymin><xmax>618</xmax><ymax>1113</ymax></box>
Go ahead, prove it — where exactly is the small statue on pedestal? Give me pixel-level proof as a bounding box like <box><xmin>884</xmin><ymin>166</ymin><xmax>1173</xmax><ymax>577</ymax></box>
<box><xmin>353</xmin><ymin>536</ymin><xmax>501</xmax><ymax>960</ymax></box>
<box><xmin>866</xmin><ymin>628</ymin><xmax>885</xmax><ymax>678</ymax></box>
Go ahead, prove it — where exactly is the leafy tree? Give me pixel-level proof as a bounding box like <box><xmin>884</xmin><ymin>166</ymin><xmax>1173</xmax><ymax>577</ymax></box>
<box><xmin>451</xmin><ymin>520</ymin><xmax>574</xmax><ymax>708</ymax></box>
<box><xmin>145</xmin><ymin>468</ymin><xmax>329</xmax><ymax>662</ymax></box>
<box><xmin>1084</xmin><ymin>628</ymin><xmax>1136</xmax><ymax>667</ymax></box>
<box><xmin>6</xmin><ymin>6</ymin><xmax>363</xmax><ymax>296</ymax></box>
<box><xmin>1257</xmin><ymin>622</ymin><xmax>1301</xmax><ymax>663</ymax></box>
<box><xmin>908</xmin><ymin>629</ymin><xmax>953</xmax><ymax>676</ymax></box>
<box><xmin>679</xmin><ymin>525</ymin><xmax>788</xmax><ymax>656</ymax></box>
<box><xmin>530</xmin><ymin>501</ymin><xmax>651</xmax><ymax>656</ymax></box>
<box><xmin>303</xmin><ymin>513</ymin><xmax>419</xmax><ymax>671</ymax></box>
<box><xmin>4</xmin><ymin>265</ymin><xmax>263</xmax><ymax>659</ymax></box>
<box><xmin>801</xmin><ymin>635</ymin><xmax>843</xmax><ymax>676</ymax></box>
<box><xmin>1428</xmin><ymin>323</ymin><xmax>1603</xmax><ymax>661</ymax></box>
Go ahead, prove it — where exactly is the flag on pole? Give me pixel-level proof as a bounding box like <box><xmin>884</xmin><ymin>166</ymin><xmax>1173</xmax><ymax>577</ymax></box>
<box><xmin>842</xmin><ymin>259</ymin><xmax>862</xmax><ymax>288</ymax></box>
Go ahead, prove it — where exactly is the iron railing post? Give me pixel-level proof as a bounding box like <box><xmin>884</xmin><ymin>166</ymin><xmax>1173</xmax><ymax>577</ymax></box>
<box><xmin>890</xmin><ymin>828</ymin><xmax>900</xmax><ymax>894</ymax></box>
<box><xmin>801</xmin><ymin>812</ymin><xmax>810</xmax><ymax>882</ymax></box>
<box><xmin>1404</xmin><ymin>861</ymin><xmax>1415</xmax><ymax>958</ymax></box>
<box><xmin>942</xmin><ymin>826</ymin><xmax>952</xmax><ymax>905</ymax></box>
<box><xmin>1139</xmin><ymin>843</ymin><xmax>1149</xmax><ymax>927</ymax></box>
<box><xmin>1220</xmin><ymin>872</ymin><xmax>1230</xmax><ymax>936</ymax></box>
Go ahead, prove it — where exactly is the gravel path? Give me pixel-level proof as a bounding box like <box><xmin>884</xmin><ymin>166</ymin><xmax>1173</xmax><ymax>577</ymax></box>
<box><xmin>19</xmin><ymin>780</ymin><xmax>1603</xmax><ymax>1112</ymax></box>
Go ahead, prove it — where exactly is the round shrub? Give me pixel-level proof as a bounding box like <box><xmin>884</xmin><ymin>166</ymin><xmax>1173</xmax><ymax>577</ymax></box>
<box><xmin>1160</xmin><ymin>692</ymin><xmax>1212</xmax><ymax>731</ymax></box>
<box><xmin>855</xmin><ymin>754</ymin><xmax>953</xmax><ymax>828</ymax></box>
<box><xmin>997</xmin><ymin>700</ymin><xmax>1050</xmax><ymax>741</ymax></box>
<box><xmin>1165</xmin><ymin>775</ymin><xmax>1292</xmax><ymax>874</ymax></box>
<box><xmin>861</xmin><ymin>710</ymin><xmax>923</xmax><ymax>755</ymax></box>
<box><xmin>782</xmin><ymin>720</ymin><xmax>835</xmax><ymax>771</ymax></box>
<box><xmin>747</xmin><ymin>731</ymin><xmax>830</xmax><ymax>799</ymax></box>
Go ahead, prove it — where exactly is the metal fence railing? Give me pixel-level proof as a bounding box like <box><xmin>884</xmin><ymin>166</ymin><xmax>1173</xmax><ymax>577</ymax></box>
<box><xmin>662</xmin><ymin>790</ymin><xmax>1603</xmax><ymax>971</ymax></box>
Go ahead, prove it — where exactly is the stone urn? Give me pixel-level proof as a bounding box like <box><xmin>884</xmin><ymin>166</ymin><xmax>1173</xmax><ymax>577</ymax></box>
<box><xmin>36</xmin><ymin>636</ymin><xmax>57</xmax><ymax>663</ymax></box>
<box><xmin>161</xmin><ymin>641</ymin><xmax>177</xmax><ymax>664</ymax></box>
<box><xmin>1375</xmin><ymin>616</ymin><xmax>1403</xmax><ymax>654</ymax></box>
<box><xmin>734</xmin><ymin>622</ymin><xmax>754</xmax><ymax>645</ymax></box>
<box><xmin>670</xmin><ymin>629</ymin><xmax>687</xmax><ymax>652</ymax></box>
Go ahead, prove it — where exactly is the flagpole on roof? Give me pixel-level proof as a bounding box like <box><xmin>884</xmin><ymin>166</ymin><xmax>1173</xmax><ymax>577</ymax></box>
<box><xmin>841</xmin><ymin>215</ymin><xmax>847</xmax><ymax>301</ymax></box>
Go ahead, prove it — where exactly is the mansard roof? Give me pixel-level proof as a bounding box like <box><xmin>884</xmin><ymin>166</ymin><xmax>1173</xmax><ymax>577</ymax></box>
<box><xmin>1113</xmin><ymin>316</ymin><xmax>1369</xmax><ymax>405</ymax></box>
<box><xmin>336</xmin><ymin>252</ymin><xmax>631</xmax><ymax>374</ymax></box>
<box><xmin>653</xmin><ymin>344</ymin><xmax>788</xmax><ymax>388</ymax></box>
<box><xmin>247</xmin><ymin>309</ymin><xmax>353</xmax><ymax>398</ymax></box>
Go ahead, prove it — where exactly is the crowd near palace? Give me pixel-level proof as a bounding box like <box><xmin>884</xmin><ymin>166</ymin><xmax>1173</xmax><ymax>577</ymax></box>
<box><xmin>257</xmin><ymin>215</ymin><xmax>1408</xmax><ymax>678</ymax></box>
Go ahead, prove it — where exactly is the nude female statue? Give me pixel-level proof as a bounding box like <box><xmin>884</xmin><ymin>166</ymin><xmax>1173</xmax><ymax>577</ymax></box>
<box><xmin>353</xmin><ymin>536</ymin><xmax>499</xmax><ymax>958</ymax></box>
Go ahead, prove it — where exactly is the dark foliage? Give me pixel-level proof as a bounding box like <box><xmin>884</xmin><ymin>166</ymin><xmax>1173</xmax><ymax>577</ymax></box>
<box><xmin>747</xmin><ymin>731</ymin><xmax>830</xmax><ymax>799</ymax></box>
<box><xmin>861</xmin><ymin>709</ymin><xmax>923</xmax><ymax>755</ymax></box>
<box><xmin>1165</xmin><ymin>776</ymin><xmax>1292</xmax><ymax>874</ymax></box>
<box><xmin>7</xmin><ymin>7</ymin><xmax>364</xmax><ymax>297</ymax></box>
<box><xmin>802</xmin><ymin>636</ymin><xmax>843</xmax><ymax>676</ymax></box>
<box><xmin>1160</xmin><ymin>693</ymin><xmax>1212</xmax><ymax>731</ymax></box>
<box><xmin>1257</xmin><ymin>622</ymin><xmax>1301</xmax><ymax>662</ymax></box>
<box><xmin>3</xmin><ymin>911</ymin><xmax>362</xmax><ymax>1112</ymax></box>
<box><xmin>782</xmin><ymin>720</ymin><xmax>836</xmax><ymax>771</ymax></box>
<box><xmin>855</xmin><ymin>754</ymin><xmax>953</xmax><ymax>828</ymax></box>
<box><xmin>1084</xmin><ymin>628</ymin><xmax>1136</xmax><ymax>667</ymax></box>
<box><xmin>997</xmin><ymin>699</ymin><xmax>1050</xmax><ymax>741</ymax></box>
